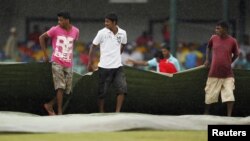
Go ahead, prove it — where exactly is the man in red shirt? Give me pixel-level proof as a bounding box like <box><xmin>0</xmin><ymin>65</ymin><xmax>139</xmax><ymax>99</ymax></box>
<box><xmin>159</xmin><ymin>58</ymin><xmax>177</xmax><ymax>74</ymax></box>
<box><xmin>204</xmin><ymin>21</ymin><xmax>239</xmax><ymax>117</ymax></box>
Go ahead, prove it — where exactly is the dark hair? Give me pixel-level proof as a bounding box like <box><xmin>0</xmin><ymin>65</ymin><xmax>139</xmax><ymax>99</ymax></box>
<box><xmin>105</xmin><ymin>13</ymin><xmax>118</xmax><ymax>23</ymax></box>
<box><xmin>154</xmin><ymin>50</ymin><xmax>164</xmax><ymax>59</ymax></box>
<box><xmin>216</xmin><ymin>20</ymin><xmax>229</xmax><ymax>31</ymax></box>
<box><xmin>161</xmin><ymin>43</ymin><xmax>170</xmax><ymax>51</ymax></box>
<box><xmin>57</xmin><ymin>11</ymin><xmax>71</xmax><ymax>20</ymax></box>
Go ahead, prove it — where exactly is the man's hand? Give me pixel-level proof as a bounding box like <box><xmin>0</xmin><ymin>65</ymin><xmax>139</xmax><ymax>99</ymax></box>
<box><xmin>126</xmin><ymin>59</ymin><xmax>135</xmax><ymax>65</ymax></box>
<box><xmin>87</xmin><ymin>63</ymin><xmax>94</xmax><ymax>72</ymax></box>
<box><xmin>44</xmin><ymin>55</ymin><xmax>49</xmax><ymax>63</ymax></box>
<box><xmin>204</xmin><ymin>60</ymin><xmax>210</xmax><ymax>68</ymax></box>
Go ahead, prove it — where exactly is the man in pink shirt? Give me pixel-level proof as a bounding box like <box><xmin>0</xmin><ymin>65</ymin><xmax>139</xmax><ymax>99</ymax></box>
<box><xmin>39</xmin><ymin>12</ymin><xmax>79</xmax><ymax>115</ymax></box>
<box><xmin>204</xmin><ymin>21</ymin><xmax>239</xmax><ymax>117</ymax></box>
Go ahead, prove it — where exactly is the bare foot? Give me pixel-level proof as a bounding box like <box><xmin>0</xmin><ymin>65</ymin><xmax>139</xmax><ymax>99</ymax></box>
<box><xmin>44</xmin><ymin>104</ymin><xmax>56</xmax><ymax>116</ymax></box>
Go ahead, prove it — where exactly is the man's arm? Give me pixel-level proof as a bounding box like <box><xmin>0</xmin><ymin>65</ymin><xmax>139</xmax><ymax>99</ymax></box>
<box><xmin>204</xmin><ymin>45</ymin><xmax>211</xmax><ymax>67</ymax></box>
<box><xmin>232</xmin><ymin>41</ymin><xmax>240</xmax><ymax>63</ymax></box>
<box><xmin>126</xmin><ymin>59</ymin><xmax>148</xmax><ymax>66</ymax></box>
<box><xmin>232</xmin><ymin>49</ymin><xmax>239</xmax><ymax>63</ymax></box>
<box><xmin>87</xmin><ymin>44</ymin><xmax>98</xmax><ymax>72</ymax></box>
<box><xmin>39</xmin><ymin>32</ymin><xmax>49</xmax><ymax>62</ymax></box>
<box><xmin>174</xmin><ymin>59</ymin><xmax>181</xmax><ymax>72</ymax></box>
<box><xmin>121</xmin><ymin>44</ymin><xmax>126</xmax><ymax>54</ymax></box>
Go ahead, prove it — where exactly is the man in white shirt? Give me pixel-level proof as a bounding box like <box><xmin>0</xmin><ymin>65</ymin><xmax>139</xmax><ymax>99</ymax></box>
<box><xmin>88</xmin><ymin>13</ymin><xmax>127</xmax><ymax>113</ymax></box>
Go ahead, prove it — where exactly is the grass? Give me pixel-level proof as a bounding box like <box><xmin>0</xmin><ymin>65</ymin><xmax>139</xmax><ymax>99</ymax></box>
<box><xmin>0</xmin><ymin>130</ymin><xmax>207</xmax><ymax>141</ymax></box>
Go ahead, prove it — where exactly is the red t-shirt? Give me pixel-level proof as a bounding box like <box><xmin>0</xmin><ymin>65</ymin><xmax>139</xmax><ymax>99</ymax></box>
<box><xmin>208</xmin><ymin>35</ymin><xmax>239</xmax><ymax>78</ymax></box>
<box><xmin>159</xmin><ymin>59</ymin><xmax>177</xmax><ymax>74</ymax></box>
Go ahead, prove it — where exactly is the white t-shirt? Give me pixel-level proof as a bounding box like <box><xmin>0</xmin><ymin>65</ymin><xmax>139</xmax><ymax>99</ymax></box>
<box><xmin>93</xmin><ymin>27</ymin><xmax>127</xmax><ymax>68</ymax></box>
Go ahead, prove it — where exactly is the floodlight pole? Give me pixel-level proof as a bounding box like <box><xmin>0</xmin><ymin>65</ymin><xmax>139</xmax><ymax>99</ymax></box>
<box><xmin>169</xmin><ymin>0</ymin><xmax>177</xmax><ymax>56</ymax></box>
<box><xmin>223</xmin><ymin>0</ymin><xmax>229</xmax><ymax>22</ymax></box>
<box><xmin>238</xmin><ymin>0</ymin><xmax>246</xmax><ymax>44</ymax></box>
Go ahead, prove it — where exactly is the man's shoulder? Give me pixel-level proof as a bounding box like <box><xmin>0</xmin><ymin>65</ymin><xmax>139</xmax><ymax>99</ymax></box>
<box><xmin>148</xmin><ymin>58</ymin><xmax>157</xmax><ymax>63</ymax></box>
<box><xmin>98</xmin><ymin>27</ymin><xmax>108</xmax><ymax>33</ymax></box>
<box><xmin>169</xmin><ymin>55</ymin><xmax>178</xmax><ymax>61</ymax></box>
<box><xmin>169</xmin><ymin>56</ymin><xmax>180</xmax><ymax>66</ymax></box>
<box><xmin>48</xmin><ymin>25</ymin><xmax>59</xmax><ymax>31</ymax></box>
<box><xmin>210</xmin><ymin>34</ymin><xmax>218</xmax><ymax>39</ymax></box>
<box><xmin>118</xmin><ymin>27</ymin><xmax>126</xmax><ymax>34</ymax></box>
<box><xmin>228</xmin><ymin>35</ymin><xmax>237</xmax><ymax>42</ymax></box>
<box><xmin>47</xmin><ymin>26</ymin><xmax>59</xmax><ymax>36</ymax></box>
<box><xmin>72</xmin><ymin>25</ymin><xmax>79</xmax><ymax>31</ymax></box>
<box><xmin>94</xmin><ymin>28</ymin><xmax>108</xmax><ymax>36</ymax></box>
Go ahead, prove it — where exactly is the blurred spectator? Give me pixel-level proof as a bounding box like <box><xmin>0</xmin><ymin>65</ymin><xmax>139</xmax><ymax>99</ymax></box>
<box><xmin>127</xmin><ymin>43</ymin><xmax>180</xmax><ymax>73</ymax></box>
<box><xmin>131</xmin><ymin>47</ymin><xmax>144</xmax><ymax>61</ymax></box>
<box><xmin>4</xmin><ymin>27</ymin><xmax>18</xmax><ymax>60</ymax></box>
<box><xmin>28</xmin><ymin>24</ymin><xmax>41</xmax><ymax>45</ymax></box>
<box><xmin>176</xmin><ymin>42</ymin><xmax>189</xmax><ymax>70</ymax></box>
<box><xmin>232</xmin><ymin>51</ymin><xmax>247</xmax><ymax>69</ymax></box>
<box><xmin>245</xmin><ymin>53</ymin><xmax>250</xmax><ymax>69</ymax></box>
<box><xmin>74</xmin><ymin>41</ymin><xmax>88</xmax><ymax>74</ymax></box>
<box><xmin>239</xmin><ymin>34</ymin><xmax>250</xmax><ymax>56</ymax></box>
<box><xmin>184</xmin><ymin>43</ymin><xmax>203</xmax><ymax>69</ymax></box>
<box><xmin>158</xmin><ymin>51</ymin><xmax>177</xmax><ymax>73</ymax></box>
<box><xmin>136</xmin><ymin>31</ymin><xmax>153</xmax><ymax>46</ymax></box>
<box><xmin>160</xmin><ymin>43</ymin><xmax>181</xmax><ymax>72</ymax></box>
<box><xmin>121</xmin><ymin>43</ymin><xmax>134</xmax><ymax>66</ymax></box>
<box><xmin>162</xmin><ymin>20</ymin><xmax>170</xmax><ymax>44</ymax></box>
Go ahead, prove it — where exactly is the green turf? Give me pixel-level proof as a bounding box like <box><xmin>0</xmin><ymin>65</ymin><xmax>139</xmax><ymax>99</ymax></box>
<box><xmin>0</xmin><ymin>131</ymin><xmax>207</xmax><ymax>141</ymax></box>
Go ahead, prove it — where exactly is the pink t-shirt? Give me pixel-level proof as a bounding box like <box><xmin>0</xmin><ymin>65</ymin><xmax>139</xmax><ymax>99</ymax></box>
<box><xmin>208</xmin><ymin>35</ymin><xmax>239</xmax><ymax>78</ymax></box>
<box><xmin>47</xmin><ymin>25</ymin><xmax>79</xmax><ymax>68</ymax></box>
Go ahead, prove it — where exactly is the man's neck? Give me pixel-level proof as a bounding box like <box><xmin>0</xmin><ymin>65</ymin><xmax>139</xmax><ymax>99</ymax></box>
<box><xmin>165</xmin><ymin>55</ymin><xmax>170</xmax><ymax>59</ymax></box>
<box><xmin>63</xmin><ymin>24</ymin><xmax>72</xmax><ymax>31</ymax></box>
<box><xmin>220</xmin><ymin>33</ymin><xmax>229</xmax><ymax>39</ymax></box>
<box><xmin>110</xmin><ymin>26</ymin><xmax>118</xmax><ymax>34</ymax></box>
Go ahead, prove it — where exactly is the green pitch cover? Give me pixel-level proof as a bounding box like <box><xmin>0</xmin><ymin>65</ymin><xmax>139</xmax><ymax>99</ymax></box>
<box><xmin>66</xmin><ymin>65</ymin><xmax>250</xmax><ymax>116</ymax></box>
<box><xmin>0</xmin><ymin>63</ymin><xmax>249</xmax><ymax>116</ymax></box>
<box><xmin>0</xmin><ymin>62</ymin><xmax>55</xmax><ymax>115</ymax></box>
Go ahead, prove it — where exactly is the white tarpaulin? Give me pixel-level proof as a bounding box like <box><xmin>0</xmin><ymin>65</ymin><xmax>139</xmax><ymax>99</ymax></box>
<box><xmin>0</xmin><ymin>112</ymin><xmax>249</xmax><ymax>133</ymax></box>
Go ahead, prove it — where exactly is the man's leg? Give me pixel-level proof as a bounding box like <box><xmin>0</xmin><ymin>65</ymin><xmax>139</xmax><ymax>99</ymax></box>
<box><xmin>97</xmin><ymin>67</ymin><xmax>111</xmax><ymax>113</ymax></box>
<box><xmin>204</xmin><ymin>104</ymin><xmax>210</xmax><ymax>115</ymax></box>
<box><xmin>98</xmin><ymin>98</ymin><xmax>105</xmax><ymax>113</ymax></box>
<box><xmin>44</xmin><ymin>97</ymin><xmax>56</xmax><ymax>115</ymax></box>
<box><xmin>50</xmin><ymin>62</ymin><xmax>64</xmax><ymax>115</ymax></box>
<box><xmin>113</xmin><ymin>67</ymin><xmax>127</xmax><ymax>113</ymax></box>
<box><xmin>57</xmin><ymin>88</ymin><xmax>64</xmax><ymax>115</ymax></box>
<box><xmin>226</xmin><ymin>101</ymin><xmax>234</xmax><ymax>117</ymax></box>
<box><xmin>204</xmin><ymin>77</ymin><xmax>221</xmax><ymax>116</ymax></box>
<box><xmin>116</xmin><ymin>94</ymin><xmax>124</xmax><ymax>112</ymax></box>
<box><xmin>221</xmin><ymin>77</ymin><xmax>235</xmax><ymax>117</ymax></box>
